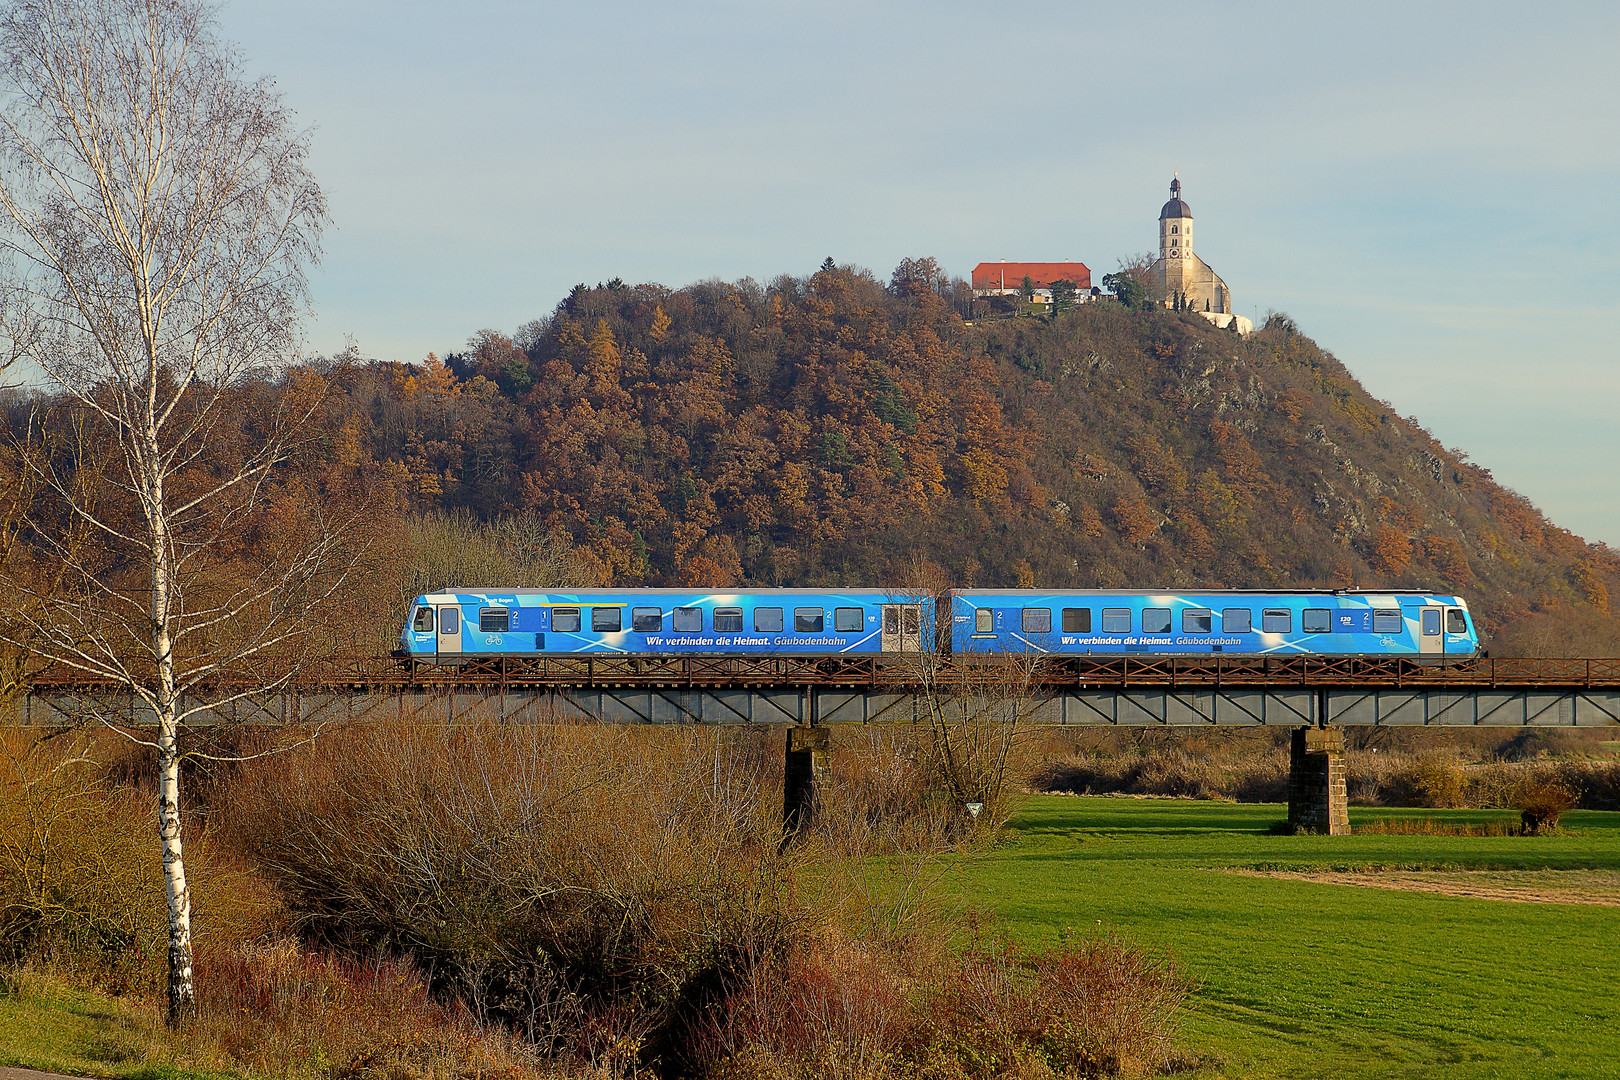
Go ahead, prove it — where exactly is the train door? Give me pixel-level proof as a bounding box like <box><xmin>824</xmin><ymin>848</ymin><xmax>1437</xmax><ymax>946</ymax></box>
<box><xmin>1445</xmin><ymin>607</ymin><xmax>1470</xmax><ymax>655</ymax></box>
<box><xmin>882</xmin><ymin>604</ymin><xmax>923</xmax><ymax>652</ymax></box>
<box><xmin>1417</xmin><ymin>606</ymin><xmax>1442</xmax><ymax>657</ymax></box>
<box><xmin>437</xmin><ymin>604</ymin><xmax>463</xmax><ymax>661</ymax></box>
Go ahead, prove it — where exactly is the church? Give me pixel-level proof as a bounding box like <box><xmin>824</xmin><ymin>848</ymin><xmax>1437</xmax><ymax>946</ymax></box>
<box><xmin>1149</xmin><ymin>177</ymin><xmax>1252</xmax><ymax>334</ymax></box>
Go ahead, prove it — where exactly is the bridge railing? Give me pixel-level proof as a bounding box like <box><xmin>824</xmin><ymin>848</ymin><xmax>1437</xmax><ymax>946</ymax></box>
<box><xmin>20</xmin><ymin>654</ymin><xmax>1620</xmax><ymax>693</ymax></box>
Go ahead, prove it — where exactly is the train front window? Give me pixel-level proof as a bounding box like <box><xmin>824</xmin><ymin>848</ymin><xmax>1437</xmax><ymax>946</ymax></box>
<box><xmin>1303</xmin><ymin>608</ymin><xmax>1331</xmax><ymax>634</ymax></box>
<box><xmin>714</xmin><ymin>607</ymin><xmax>744</xmax><ymax>632</ymax></box>
<box><xmin>552</xmin><ymin>607</ymin><xmax>580</xmax><ymax>633</ymax></box>
<box><xmin>591</xmin><ymin>607</ymin><xmax>621</xmax><ymax>633</ymax></box>
<box><xmin>1447</xmin><ymin>609</ymin><xmax>1468</xmax><ymax>635</ymax></box>
<box><xmin>412</xmin><ymin>606</ymin><xmax>434</xmax><ymax>632</ymax></box>
<box><xmin>1022</xmin><ymin>608</ymin><xmax>1051</xmax><ymax>633</ymax></box>
<box><xmin>1102</xmin><ymin>608</ymin><xmax>1131</xmax><ymax>633</ymax></box>
<box><xmin>1373</xmin><ymin>609</ymin><xmax>1403</xmax><ymax>634</ymax></box>
<box><xmin>794</xmin><ymin>608</ymin><xmax>824</xmax><ymax>633</ymax></box>
<box><xmin>975</xmin><ymin>608</ymin><xmax>994</xmax><ymax>634</ymax></box>
<box><xmin>755</xmin><ymin>607</ymin><xmax>783</xmax><ymax>633</ymax></box>
<box><xmin>479</xmin><ymin>607</ymin><xmax>509</xmax><ymax>633</ymax></box>
<box><xmin>1262</xmin><ymin>609</ymin><xmax>1291</xmax><ymax>634</ymax></box>
<box><xmin>1143</xmin><ymin>608</ymin><xmax>1171</xmax><ymax>634</ymax></box>
<box><xmin>835</xmin><ymin>607</ymin><xmax>864</xmax><ymax>633</ymax></box>
<box><xmin>673</xmin><ymin>607</ymin><xmax>702</xmax><ymax>632</ymax></box>
<box><xmin>1182</xmin><ymin>609</ymin><xmax>1211</xmax><ymax>633</ymax></box>
<box><xmin>632</xmin><ymin>607</ymin><xmax>663</xmax><ymax>632</ymax></box>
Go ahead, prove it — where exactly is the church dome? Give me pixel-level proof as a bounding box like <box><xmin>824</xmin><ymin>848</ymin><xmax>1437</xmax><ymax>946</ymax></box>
<box><xmin>1159</xmin><ymin>177</ymin><xmax>1192</xmax><ymax>219</ymax></box>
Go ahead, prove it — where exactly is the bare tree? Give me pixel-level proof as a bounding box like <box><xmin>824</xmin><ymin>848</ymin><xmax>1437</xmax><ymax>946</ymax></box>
<box><xmin>0</xmin><ymin>0</ymin><xmax>328</xmax><ymax>1021</ymax></box>
<box><xmin>887</xmin><ymin>563</ymin><xmax>1047</xmax><ymax>833</ymax></box>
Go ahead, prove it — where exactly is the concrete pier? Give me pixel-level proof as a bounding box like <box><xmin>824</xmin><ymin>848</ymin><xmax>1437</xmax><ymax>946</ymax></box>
<box><xmin>1288</xmin><ymin>726</ymin><xmax>1350</xmax><ymax>835</ymax></box>
<box><xmin>782</xmin><ymin>724</ymin><xmax>830</xmax><ymax>836</ymax></box>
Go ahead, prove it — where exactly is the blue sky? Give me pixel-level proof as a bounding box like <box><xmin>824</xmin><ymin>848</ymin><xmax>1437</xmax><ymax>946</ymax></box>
<box><xmin>218</xmin><ymin>1</ymin><xmax>1620</xmax><ymax>543</ymax></box>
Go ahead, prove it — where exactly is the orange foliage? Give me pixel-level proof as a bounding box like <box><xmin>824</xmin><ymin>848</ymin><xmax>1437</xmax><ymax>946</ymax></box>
<box><xmin>1366</xmin><ymin>525</ymin><xmax>1412</xmax><ymax>577</ymax></box>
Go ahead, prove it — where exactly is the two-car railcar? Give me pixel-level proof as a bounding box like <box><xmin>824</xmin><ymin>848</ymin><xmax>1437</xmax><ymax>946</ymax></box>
<box><xmin>397</xmin><ymin>587</ymin><xmax>1479</xmax><ymax>663</ymax></box>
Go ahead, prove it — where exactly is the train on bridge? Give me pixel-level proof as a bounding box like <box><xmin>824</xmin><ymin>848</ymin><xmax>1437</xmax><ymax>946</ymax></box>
<box><xmin>398</xmin><ymin>588</ymin><xmax>1479</xmax><ymax>665</ymax></box>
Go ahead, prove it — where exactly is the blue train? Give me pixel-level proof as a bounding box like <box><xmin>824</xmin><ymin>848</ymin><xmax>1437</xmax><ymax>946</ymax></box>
<box><xmin>950</xmin><ymin>590</ymin><xmax>1477</xmax><ymax>660</ymax></box>
<box><xmin>398</xmin><ymin>588</ymin><xmax>1479</xmax><ymax>662</ymax></box>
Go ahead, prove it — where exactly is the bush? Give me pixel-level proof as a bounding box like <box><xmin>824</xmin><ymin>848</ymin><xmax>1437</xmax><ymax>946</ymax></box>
<box><xmin>1515</xmin><ymin>776</ymin><xmax>1577</xmax><ymax>834</ymax></box>
<box><xmin>0</xmin><ymin>739</ymin><xmax>162</xmax><ymax>981</ymax></box>
<box><xmin>692</xmin><ymin>932</ymin><xmax>1187</xmax><ymax>1080</ymax></box>
<box><xmin>227</xmin><ymin>721</ymin><xmax>805</xmax><ymax>1071</ymax></box>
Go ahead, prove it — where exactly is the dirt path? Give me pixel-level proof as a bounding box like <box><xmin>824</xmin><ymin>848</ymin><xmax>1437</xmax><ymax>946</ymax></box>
<box><xmin>1229</xmin><ymin>868</ymin><xmax>1620</xmax><ymax>906</ymax></box>
<box><xmin>0</xmin><ymin>1067</ymin><xmax>94</xmax><ymax>1080</ymax></box>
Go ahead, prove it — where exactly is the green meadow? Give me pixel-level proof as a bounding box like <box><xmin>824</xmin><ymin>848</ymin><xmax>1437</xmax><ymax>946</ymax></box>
<box><xmin>956</xmin><ymin>796</ymin><xmax>1620</xmax><ymax>1079</ymax></box>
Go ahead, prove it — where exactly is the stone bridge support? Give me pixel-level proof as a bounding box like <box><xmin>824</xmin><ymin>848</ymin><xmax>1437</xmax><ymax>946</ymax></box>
<box><xmin>783</xmin><ymin>725</ymin><xmax>830</xmax><ymax>836</ymax></box>
<box><xmin>1288</xmin><ymin>725</ymin><xmax>1349</xmax><ymax>835</ymax></box>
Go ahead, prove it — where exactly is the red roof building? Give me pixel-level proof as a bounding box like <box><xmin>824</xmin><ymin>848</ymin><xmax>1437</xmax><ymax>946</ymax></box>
<box><xmin>971</xmin><ymin>260</ymin><xmax>1091</xmax><ymax>294</ymax></box>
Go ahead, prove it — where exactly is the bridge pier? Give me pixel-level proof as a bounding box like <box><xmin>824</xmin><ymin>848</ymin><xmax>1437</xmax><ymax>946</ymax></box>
<box><xmin>783</xmin><ymin>725</ymin><xmax>830</xmax><ymax>836</ymax></box>
<box><xmin>1287</xmin><ymin>726</ymin><xmax>1349</xmax><ymax>835</ymax></box>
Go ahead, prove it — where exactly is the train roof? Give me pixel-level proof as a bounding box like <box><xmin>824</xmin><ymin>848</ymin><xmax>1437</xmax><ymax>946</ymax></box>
<box><xmin>951</xmin><ymin>589</ymin><xmax>1466</xmax><ymax>600</ymax></box>
<box><xmin>417</xmin><ymin>587</ymin><xmax>919</xmax><ymax>596</ymax></box>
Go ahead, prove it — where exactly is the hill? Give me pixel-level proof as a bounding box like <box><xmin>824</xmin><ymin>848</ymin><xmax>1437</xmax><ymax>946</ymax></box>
<box><xmin>322</xmin><ymin>263</ymin><xmax>1620</xmax><ymax>653</ymax></box>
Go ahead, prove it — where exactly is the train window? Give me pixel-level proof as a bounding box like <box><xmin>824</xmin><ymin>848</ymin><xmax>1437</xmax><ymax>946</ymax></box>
<box><xmin>794</xmin><ymin>608</ymin><xmax>824</xmax><ymax>633</ymax></box>
<box><xmin>835</xmin><ymin>607</ymin><xmax>864</xmax><ymax>632</ymax></box>
<box><xmin>440</xmin><ymin>609</ymin><xmax>459</xmax><ymax>635</ymax></box>
<box><xmin>632</xmin><ymin>607</ymin><xmax>663</xmax><ymax>632</ymax></box>
<box><xmin>755</xmin><ymin>607</ymin><xmax>784</xmax><ymax>633</ymax></box>
<box><xmin>975</xmin><ymin>608</ymin><xmax>994</xmax><ymax>634</ymax></box>
<box><xmin>1222</xmin><ymin>608</ymin><xmax>1251</xmax><ymax>633</ymax></box>
<box><xmin>479</xmin><ymin>607</ymin><xmax>510</xmax><ymax>633</ymax></box>
<box><xmin>1022</xmin><ymin>608</ymin><xmax>1051</xmax><ymax>633</ymax></box>
<box><xmin>1143</xmin><ymin>608</ymin><xmax>1171</xmax><ymax>634</ymax></box>
<box><xmin>592</xmin><ymin>607</ymin><xmax>621</xmax><ymax>633</ymax></box>
<box><xmin>1182</xmin><ymin>609</ymin><xmax>1212</xmax><ymax>633</ymax></box>
<box><xmin>412</xmin><ymin>606</ymin><xmax>434</xmax><ymax>632</ymax></box>
<box><xmin>903</xmin><ymin>607</ymin><xmax>921</xmax><ymax>636</ymax></box>
<box><xmin>1422</xmin><ymin>608</ymin><xmax>1441</xmax><ymax>636</ymax></box>
<box><xmin>1062</xmin><ymin>608</ymin><xmax>1091</xmax><ymax>633</ymax></box>
<box><xmin>714</xmin><ymin>607</ymin><xmax>744</xmax><ymax>632</ymax></box>
<box><xmin>1262</xmin><ymin>609</ymin><xmax>1291</xmax><ymax>633</ymax></box>
<box><xmin>1303</xmin><ymin>609</ymin><xmax>1331</xmax><ymax>633</ymax></box>
<box><xmin>673</xmin><ymin>607</ymin><xmax>702</xmax><ymax>632</ymax></box>
<box><xmin>1102</xmin><ymin>608</ymin><xmax>1131</xmax><ymax>633</ymax></box>
<box><xmin>1373</xmin><ymin>609</ymin><xmax>1403</xmax><ymax>634</ymax></box>
<box><xmin>552</xmin><ymin>607</ymin><xmax>581</xmax><ymax>633</ymax></box>
<box><xmin>1447</xmin><ymin>609</ymin><xmax>1468</xmax><ymax>635</ymax></box>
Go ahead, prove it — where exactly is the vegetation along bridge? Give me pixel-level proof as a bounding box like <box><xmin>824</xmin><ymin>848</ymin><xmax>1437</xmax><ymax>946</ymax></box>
<box><xmin>18</xmin><ymin>655</ymin><xmax>1620</xmax><ymax>836</ymax></box>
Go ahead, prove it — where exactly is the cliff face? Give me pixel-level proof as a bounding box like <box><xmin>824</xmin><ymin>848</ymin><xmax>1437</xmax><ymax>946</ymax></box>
<box><xmin>346</xmin><ymin>267</ymin><xmax>1620</xmax><ymax>653</ymax></box>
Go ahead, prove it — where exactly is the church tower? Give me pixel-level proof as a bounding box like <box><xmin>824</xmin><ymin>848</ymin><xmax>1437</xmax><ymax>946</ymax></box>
<box><xmin>1148</xmin><ymin>175</ymin><xmax>1241</xmax><ymax>323</ymax></box>
<box><xmin>1158</xmin><ymin>177</ymin><xmax>1194</xmax><ymax>301</ymax></box>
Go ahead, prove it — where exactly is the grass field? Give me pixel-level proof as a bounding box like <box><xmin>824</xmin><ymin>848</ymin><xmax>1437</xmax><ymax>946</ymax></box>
<box><xmin>957</xmin><ymin>797</ymin><xmax>1620</xmax><ymax>1079</ymax></box>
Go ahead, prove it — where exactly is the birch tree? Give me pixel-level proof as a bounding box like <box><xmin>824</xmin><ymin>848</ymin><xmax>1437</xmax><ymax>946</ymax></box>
<box><xmin>0</xmin><ymin>0</ymin><xmax>328</xmax><ymax>1021</ymax></box>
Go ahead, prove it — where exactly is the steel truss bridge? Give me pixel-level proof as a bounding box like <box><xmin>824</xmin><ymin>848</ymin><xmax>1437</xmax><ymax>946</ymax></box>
<box><xmin>15</xmin><ymin>654</ymin><xmax>1620</xmax><ymax>729</ymax></box>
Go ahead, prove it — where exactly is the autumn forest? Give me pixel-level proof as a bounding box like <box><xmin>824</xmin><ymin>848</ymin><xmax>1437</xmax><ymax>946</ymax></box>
<box><xmin>227</xmin><ymin>258</ymin><xmax>1618</xmax><ymax>655</ymax></box>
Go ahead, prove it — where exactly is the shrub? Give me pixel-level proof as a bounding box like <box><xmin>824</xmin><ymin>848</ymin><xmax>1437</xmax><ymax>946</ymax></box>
<box><xmin>0</xmin><ymin>740</ymin><xmax>162</xmax><ymax>981</ymax></box>
<box><xmin>1515</xmin><ymin>776</ymin><xmax>1577</xmax><ymax>834</ymax></box>
<box><xmin>691</xmin><ymin>932</ymin><xmax>1187</xmax><ymax>1080</ymax></box>
<box><xmin>227</xmin><ymin>721</ymin><xmax>806</xmax><ymax>1071</ymax></box>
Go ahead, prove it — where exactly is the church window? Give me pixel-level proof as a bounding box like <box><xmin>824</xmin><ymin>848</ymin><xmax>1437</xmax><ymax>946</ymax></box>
<box><xmin>1170</xmin><ymin>225</ymin><xmax>1178</xmax><ymax>234</ymax></box>
<box><xmin>1171</xmin><ymin>239</ymin><xmax>1178</xmax><ymax>247</ymax></box>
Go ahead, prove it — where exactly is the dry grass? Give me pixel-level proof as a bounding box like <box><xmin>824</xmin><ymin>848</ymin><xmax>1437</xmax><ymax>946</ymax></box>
<box><xmin>1033</xmin><ymin>728</ymin><xmax>1620</xmax><ymax>812</ymax></box>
